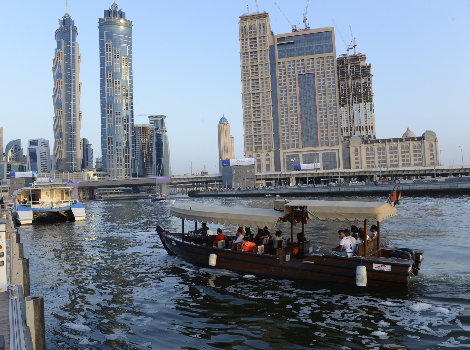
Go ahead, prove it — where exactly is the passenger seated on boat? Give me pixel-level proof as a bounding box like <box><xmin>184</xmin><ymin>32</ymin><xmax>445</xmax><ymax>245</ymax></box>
<box><xmin>344</xmin><ymin>229</ymin><xmax>356</xmax><ymax>254</ymax></box>
<box><xmin>296</xmin><ymin>232</ymin><xmax>306</xmax><ymax>243</ymax></box>
<box><xmin>233</xmin><ymin>228</ymin><xmax>245</xmax><ymax>244</ymax></box>
<box><xmin>274</xmin><ymin>230</ymin><xmax>282</xmax><ymax>240</ymax></box>
<box><xmin>332</xmin><ymin>230</ymin><xmax>353</xmax><ymax>257</ymax></box>
<box><xmin>254</xmin><ymin>228</ymin><xmax>268</xmax><ymax>245</ymax></box>
<box><xmin>369</xmin><ymin>225</ymin><xmax>378</xmax><ymax>241</ymax></box>
<box><xmin>215</xmin><ymin>228</ymin><xmax>225</xmax><ymax>241</ymax></box>
<box><xmin>351</xmin><ymin>225</ymin><xmax>359</xmax><ymax>240</ymax></box>
<box><xmin>355</xmin><ymin>231</ymin><xmax>365</xmax><ymax>255</ymax></box>
<box><xmin>263</xmin><ymin>226</ymin><xmax>271</xmax><ymax>237</ymax></box>
<box><xmin>359</xmin><ymin>227</ymin><xmax>372</xmax><ymax>241</ymax></box>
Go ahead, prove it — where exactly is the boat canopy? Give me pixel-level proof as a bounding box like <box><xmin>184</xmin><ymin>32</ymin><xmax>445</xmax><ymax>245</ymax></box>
<box><xmin>170</xmin><ymin>205</ymin><xmax>283</xmax><ymax>229</ymax></box>
<box><xmin>283</xmin><ymin>200</ymin><xmax>397</xmax><ymax>222</ymax></box>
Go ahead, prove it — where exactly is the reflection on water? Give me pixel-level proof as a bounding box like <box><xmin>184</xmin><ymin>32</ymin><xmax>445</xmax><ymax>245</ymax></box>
<box><xmin>19</xmin><ymin>196</ymin><xmax>470</xmax><ymax>349</ymax></box>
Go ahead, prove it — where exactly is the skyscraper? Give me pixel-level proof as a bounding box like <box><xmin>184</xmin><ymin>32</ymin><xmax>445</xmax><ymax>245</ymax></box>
<box><xmin>0</xmin><ymin>127</ymin><xmax>3</xmax><ymax>161</ymax></box>
<box><xmin>134</xmin><ymin>124</ymin><xmax>154</xmax><ymax>177</ymax></box>
<box><xmin>53</xmin><ymin>11</ymin><xmax>82</xmax><ymax>171</ymax></box>
<box><xmin>5</xmin><ymin>139</ymin><xmax>23</xmax><ymax>163</ymax></box>
<box><xmin>99</xmin><ymin>2</ymin><xmax>134</xmax><ymax>178</ymax></box>
<box><xmin>337</xmin><ymin>53</ymin><xmax>375</xmax><ymax>140</ymax></box>
<box><xmin>239</xmin><ymin>12</ymin><xmax>274</xmax><ymax>173</ymax></box>
<box><xmin>149</xmin><ymin>115</ymin><xmax>171</xmax><ymax>177</ymax></box>
<box><xmin>239</xmin><ymin>12</ymin><xmax>342</xmax><ymax>172</ymax></box>
<box><xmin>81</xmin><ymin>138</ymin><xmax>94</xmax><ymax>169</ymax></box>
<box><xmin>218</xmin><ymin>116</ymin><xmax>235</xmax><ymax>172</ymax></box>
<box><xmin>27</xmin><ymin>139</ymin><xmax>51</xmax><ymax>173</ymax></box>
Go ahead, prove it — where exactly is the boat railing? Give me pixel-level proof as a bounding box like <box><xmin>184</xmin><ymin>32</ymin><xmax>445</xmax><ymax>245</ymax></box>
<box><xmin>27</xmin><ymin>200</ymin><xmax>75</xmax><ymax>209</ymax></box>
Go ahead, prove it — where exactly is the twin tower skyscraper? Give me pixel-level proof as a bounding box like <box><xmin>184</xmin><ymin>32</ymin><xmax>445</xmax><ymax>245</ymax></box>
<box><xmin>53</xmin><ymin>2</ymin><xmax>133</xmax><ymax>178</ymax></box>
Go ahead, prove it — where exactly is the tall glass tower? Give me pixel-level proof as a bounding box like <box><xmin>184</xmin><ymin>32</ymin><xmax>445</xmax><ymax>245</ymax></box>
<box><xmin>99</xmin><ymin>2</ymin><xmax>134</xmax><ymax>178</ymax></box>
<box><xmin>53</xmin><ymin>11</ymin><xmax>82</xmax><ymax>171</ymax></box>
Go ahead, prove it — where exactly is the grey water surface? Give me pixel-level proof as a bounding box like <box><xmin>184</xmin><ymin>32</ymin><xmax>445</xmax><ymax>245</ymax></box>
<box><xmin>19</xmin><ymin>196</ymin><xmax>470</xmax><ymax>349</ymax></box>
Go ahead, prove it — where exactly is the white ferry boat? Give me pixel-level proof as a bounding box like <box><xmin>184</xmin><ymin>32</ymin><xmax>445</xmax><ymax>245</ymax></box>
<box><xmin>12</xmin><ymin>184</ymin><xmax>85</xmax><ymax>225</ymax></box>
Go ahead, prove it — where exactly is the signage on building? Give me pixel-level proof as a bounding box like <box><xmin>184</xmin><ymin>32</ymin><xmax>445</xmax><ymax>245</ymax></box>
<box><xmin>294</xmin><ymin>163</ymin><xmax>321</xmax><ymax>170</ymax></box>
<box><xmin>222</xmin><ymin>158</ymin><xmax>255</xmax><ymax>167</ymax></box>
<box><xmin>10</xmin><ymin>171</ymin><xmax>37</xmax><ymax>178</ymax></box>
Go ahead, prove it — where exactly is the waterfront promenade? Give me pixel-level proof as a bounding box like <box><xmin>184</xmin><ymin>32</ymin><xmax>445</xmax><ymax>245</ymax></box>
<box><xmin>189</xmin><ymin>178</ymin><xmax>470</xmax><ymax>198</ymax></box>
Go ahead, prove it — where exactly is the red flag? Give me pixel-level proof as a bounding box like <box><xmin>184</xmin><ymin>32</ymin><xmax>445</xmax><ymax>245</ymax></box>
<box><xmin>390</xmin><ymin>190</ymin><xmax>397</xmax><ymax>203</ymax></box>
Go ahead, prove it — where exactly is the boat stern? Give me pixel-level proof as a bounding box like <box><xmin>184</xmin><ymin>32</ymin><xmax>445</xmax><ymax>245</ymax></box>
<box><xmin>71</xmin><ymin>202</ymin><xmax>86</xmax><ymax>221</ymax></box>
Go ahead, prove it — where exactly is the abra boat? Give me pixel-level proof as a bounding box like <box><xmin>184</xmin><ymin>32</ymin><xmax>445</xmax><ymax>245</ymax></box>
<box><xmin>12</xmin><ymin>184</ymin><xmax>85</xmax><ymax>225</ymax></box>
<box><xmin>157</xmin><ymin>199</ymin><xmax>423</xmax><ymax>287</ymax></box>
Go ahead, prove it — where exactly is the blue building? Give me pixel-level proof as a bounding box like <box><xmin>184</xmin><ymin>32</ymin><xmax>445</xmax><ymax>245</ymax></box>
<box><xmin>149</xmin><ymin>116</ymin><xmax>171</xmax><ymax>177</ymax></box>
<box><xmin>52</xmin><ymin>11</ymin><xmax>82</xmax><ymax>171</ymax></box>
<box><xmin>27</xmin><ymin>139</ymin><xmax>51</xmax><ymax>173</ymax></box>
<box><xmin>81</xmin><ymin>138</ymin><xmax>94</xmax><ymax>169</ymax></box>
<box><xmin>99</xmin><ymin>2</ymin><xmax>134</xmax><ymax>178</ymax></box>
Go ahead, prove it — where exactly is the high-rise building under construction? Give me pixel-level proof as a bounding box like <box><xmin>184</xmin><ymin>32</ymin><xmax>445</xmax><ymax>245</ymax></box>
<box><xmin>239</xmin><ymin>12</ymin><xmax>342</xmax><ymax>172</ymax></box>
<box><xmin>337</xmin><ymin>53</ymin><xmax>375</xmax><ymax>140</ymax></box>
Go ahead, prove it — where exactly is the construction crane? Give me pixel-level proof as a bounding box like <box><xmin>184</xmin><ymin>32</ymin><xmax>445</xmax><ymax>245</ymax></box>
<box><xmin>349</xmin><ymin>25</ymin><xmax>357</xmax><ymax>54</ymax></box>
<box><xmin>275</xmin><ymin>2</ymin><xmax>297</xmax><ymax>32</ymax></box>
<box><xmin>302</xmin><ymin>0</ymin><xmax>310</xmax><ymax>30</ymax></box>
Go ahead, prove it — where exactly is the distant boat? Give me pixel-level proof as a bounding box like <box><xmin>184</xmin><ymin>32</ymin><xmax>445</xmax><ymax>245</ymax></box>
<box><xmin>12</xmin><ymin>184</ymin><xmax>85</xmax><ymax>225</ymax></box>
<box><xmin>151</xmin><ymin>195</ymin><xmax>166</xmax><ymax>203</ymax></box>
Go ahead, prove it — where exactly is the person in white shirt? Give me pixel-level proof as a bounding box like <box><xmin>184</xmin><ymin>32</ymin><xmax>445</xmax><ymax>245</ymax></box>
<box><xmin>233</xmin><ymin>228</ymin><xmax>245</xmax><ymax>244</ymax></box>
<box><xmin>333</xmin><ymin>230</ymin><xmax>353</xmax><ymax>257</ymax></box>
<box><xmin>344</xmin><ymin>229</ymin><xmax>356</xmax><ymax>256</ymax></box>
<box><xmin>369</xmin><ymin>225</ymin><xmax>378</xmax><ymax>241</ymax></box>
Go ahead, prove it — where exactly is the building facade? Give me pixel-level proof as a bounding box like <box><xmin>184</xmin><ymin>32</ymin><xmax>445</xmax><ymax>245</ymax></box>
<box><xmin>239</xmin><ymin>13</ymin><xmax>342</xmax><ymax>172</ymax></box>
<box><xmin>53</xmin><ymin>12</ymin><xmax>82</xmax><ymax>171</ymax></box>
<box><xmin>81</xmin><ymin>138</ymin><xmax>94</xmax><ymax>169</ymax></box>
<box><xmin>149</xmin><ymin>115</ymin><xmax>171</xmax><ymax>177</ymax></box>
<box><xmin>99</xmin><ymin>2</ymin><xmax>134</xmax><ymax>178</ymax></box>
<box><xmin>0</xmin><ymin>127</ymin><xmax>3</xmax><ymax>161</ymax></box>
<box><xmin>27</xmin><ymin>139</ymin><xmax>51</xmax><ymax>173</ymax></box>
<box><xmin>218</xmin><ymin>116</ymin><xmax>235</xmax><ymax>172</ymax></box>
<box><xmin>344</xmin><ymin>128</ymin><xmax>439</xmax><ymax>169</ymax></box>
<box><xmin>134</xmin><ymin>124</ymin><xmax>154</xmax><ymax>177</ymax></box>
<box><xmin>337</xmin><ymin>53</ymin><xmax>375</xmax><ymax>141</ymax></box>
<box><xmin>5</xmin><ymin>139</ymin><xmax>23</xmax><ymax>163</ymax></box>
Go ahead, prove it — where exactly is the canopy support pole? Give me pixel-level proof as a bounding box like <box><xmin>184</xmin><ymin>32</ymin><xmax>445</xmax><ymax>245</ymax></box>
<box><xmin>182</xmin><ymin>219</ymin><xmax>184</xmax><ymax>241</ymax></box>
<box><xmin>290</xmin><ymin>209</ymin><xmax>294</xmax><ymax>256</ymax></box>
<box><xmin>195</xmin><ymin>222</ymin><xmax>197</xmax><ymax>231</ymax></box>
<box><xmin>301</xmin><ymin>207</ymin><xmax>305</xmax><ymax>250</ymax></box>
<box><xmin>363</xmin><ymin>219</ymin><xmax>368</xmax><ymax>257</ymax></box>
<box><xmin>377</xmin><ymin>221</ymin><xmax>381</xmax><ymax>257</ymax></box>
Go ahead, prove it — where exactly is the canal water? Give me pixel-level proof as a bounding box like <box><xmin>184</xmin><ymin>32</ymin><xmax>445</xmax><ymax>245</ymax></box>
<box><xmin>19</xmin><ymin>196</ymin><xmax>470</xmax><ymax>349</ymax></box>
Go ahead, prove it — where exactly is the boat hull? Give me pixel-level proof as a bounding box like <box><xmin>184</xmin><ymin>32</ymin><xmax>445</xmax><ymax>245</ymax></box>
<box><xmin>12</xmin><ymin>202</ymin><xmax>86</xmax><ymax>225</ymax></box>
<box><xmin>157</xmin><ymin>230</ymin><xmax>422</xmax><ymax>287</ymax></box>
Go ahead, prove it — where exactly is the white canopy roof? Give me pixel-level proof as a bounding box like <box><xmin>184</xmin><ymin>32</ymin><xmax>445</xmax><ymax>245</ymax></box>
<box><xmin>284</xmin><ymin>200</ymin><xmax>397</xmax><ymax>222</ymax></box>
<box><xmin>170</xmin><ymin>204</ymin><xmax>283</xmax><ymax>229</ymax></box>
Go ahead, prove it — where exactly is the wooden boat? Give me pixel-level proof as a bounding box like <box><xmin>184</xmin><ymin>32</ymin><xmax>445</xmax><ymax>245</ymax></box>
<box><xmin>157</xmin><ymin>199</ymin><xmax>423</xmax><ymax>287</ymax></box>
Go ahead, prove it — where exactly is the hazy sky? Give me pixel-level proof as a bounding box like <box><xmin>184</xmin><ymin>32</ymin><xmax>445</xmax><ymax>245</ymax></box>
<box><xmin>1</xmin><ymin>0</ymin><xmax>469</xmax><ymax>175</ymax></box>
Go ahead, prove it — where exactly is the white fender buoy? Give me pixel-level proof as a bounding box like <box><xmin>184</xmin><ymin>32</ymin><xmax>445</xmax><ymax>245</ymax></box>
<box><xmin>209</xmin><ymin>253</ymin><xmax>217</xmax><ymax>267</ymax></box>
<box><xmin>356</xmin><ymin>263</ymin><xmax>367</xmax><ymax>287</ymax></box>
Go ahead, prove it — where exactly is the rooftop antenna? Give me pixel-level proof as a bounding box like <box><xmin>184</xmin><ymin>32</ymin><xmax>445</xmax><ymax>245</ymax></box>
<box><xmin>255</xmin><ymin>0</ymin><xmax>259</xmax><ymax>13</ymax></box>
<box><xmin>247</xmin><ymin>4</ymin><xmax>250</xmax><ymax>14</ymax></box>
<box><xmin>302</xmin><ymin>0</ymin><xmax>310</xmax><ymax>30</ymax></box>
<box><xmin>275</xmin><ymin>3</ymin><xmax>297</xmax><ymax>32</ymax></box>
<box><xmin>66</xmin><ymin>0</ymin><xmax>68</xmax><ymax>14</ymax></box>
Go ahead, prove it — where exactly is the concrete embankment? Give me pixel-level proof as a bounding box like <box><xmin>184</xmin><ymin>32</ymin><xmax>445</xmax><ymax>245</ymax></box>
<box><xmin>189</xmin><ymin>181</ymin><xmax>470</xmax><ymax>198</ymax></box>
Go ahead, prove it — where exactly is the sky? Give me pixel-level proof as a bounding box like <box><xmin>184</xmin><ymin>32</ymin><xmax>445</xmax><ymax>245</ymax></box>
<box><xmin>0</xmin><ymin>0</ymin><xmax>469</xmax><ymax>175</ymax></box>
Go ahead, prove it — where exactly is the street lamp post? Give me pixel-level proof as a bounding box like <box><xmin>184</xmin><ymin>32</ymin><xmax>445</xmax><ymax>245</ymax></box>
<box><xmin>459</xmin><ymin>146</ymin><xmax>464</xmax><ymax>169</ymax></box>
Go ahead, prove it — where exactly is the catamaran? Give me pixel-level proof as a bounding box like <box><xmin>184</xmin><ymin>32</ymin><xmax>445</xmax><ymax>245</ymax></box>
<box><xmin>12</xmin><ymin>184</ymin><xmax>85</xmax><ymax>225</ymax></box>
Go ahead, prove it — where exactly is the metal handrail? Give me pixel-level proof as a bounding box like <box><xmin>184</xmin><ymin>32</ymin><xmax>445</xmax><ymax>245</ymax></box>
<box><xmin>9</xmin><ymin>285</ymin><xmax>33</xmax><ymax>350</ymax></box>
